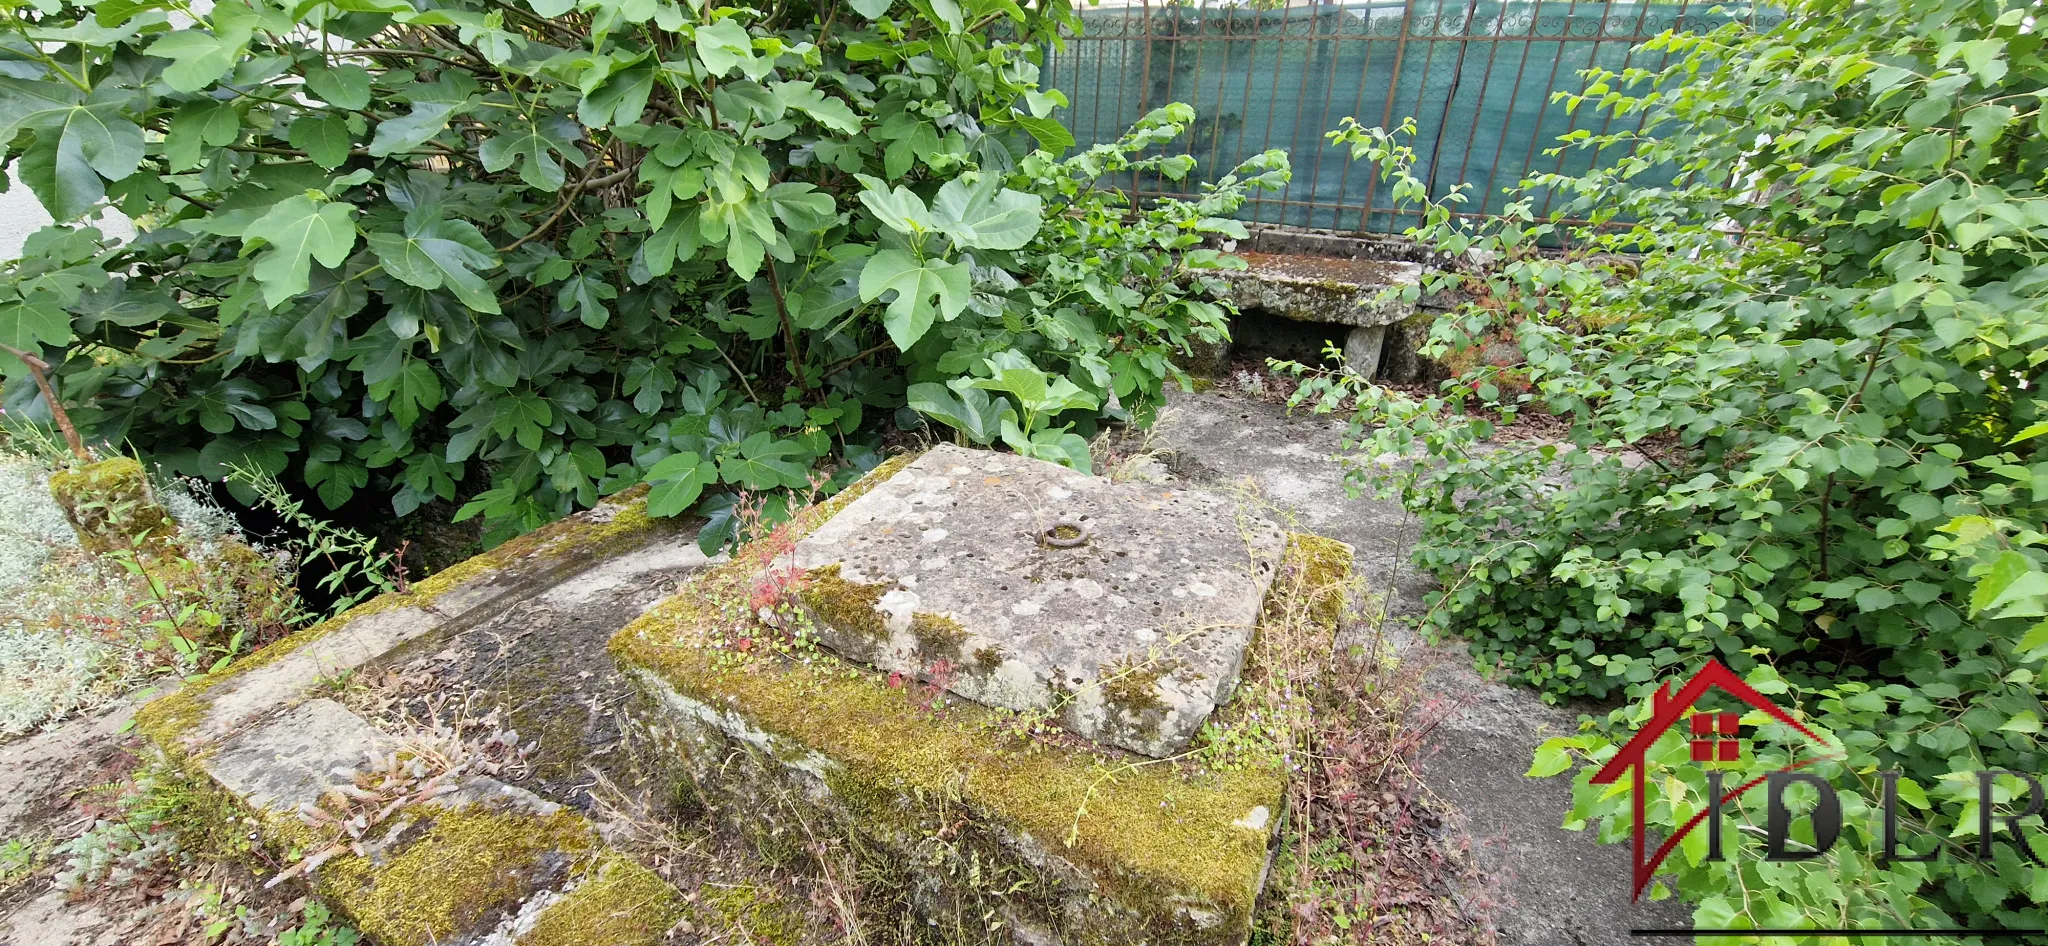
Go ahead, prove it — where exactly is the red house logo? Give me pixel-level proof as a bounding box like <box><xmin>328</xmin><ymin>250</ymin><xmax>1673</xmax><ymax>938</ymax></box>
<box><xmin>1589</xmin><ymin>660</ymin><xmax>1839</xmax><ymax>900</ymax></box>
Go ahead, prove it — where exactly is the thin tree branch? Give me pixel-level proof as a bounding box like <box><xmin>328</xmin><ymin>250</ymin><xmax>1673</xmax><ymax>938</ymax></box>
<box><xmin>0</xmin><ymin>343</ymin><xmax>90</xmax><ymax>462</ymax></box>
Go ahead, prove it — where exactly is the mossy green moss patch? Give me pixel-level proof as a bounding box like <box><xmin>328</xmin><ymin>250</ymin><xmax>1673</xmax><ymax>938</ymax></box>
<box><xmin>617</xmin><ymin>606</ymin><xmax>1280</xmax><ymax>920</ymax></box>
<box><xmin>798</xmin><ymin>564</ymin><xmax>889</xmax><ymax>642</ymax></box>
<box><xmin>699</xmin><ymin>881</ymin><xmax>811</xmax><ymax>946</ymax></box>
<box><xmin>314</xmin><ymin>805</ymin><xmax>593</xmax><ymax>946</ymax></box>
<box><xmin>518</xmin><ymin>852</ymin><xmax>685</xmax><ymax>946</ymax></box>
<box><xmin>47</xmin><ymin>456</ymin><xmax>174</xmax><ymax>554</ymax></box>
<box><xmin>909</xmin><ymin>611</ymin><xmax>966</xmax><ymax>661</ymax></box>
<box><xmin>408</xmin><ymin>484</ymin><xmax>664</xmax><ymax>601</ymax></box>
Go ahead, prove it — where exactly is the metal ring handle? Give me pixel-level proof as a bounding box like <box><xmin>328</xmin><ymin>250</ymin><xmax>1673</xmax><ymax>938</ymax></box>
<box><xmin>1039</xmin><ymin>518</ymin><xmax>1092</xmax><ymax>548</ymax></box>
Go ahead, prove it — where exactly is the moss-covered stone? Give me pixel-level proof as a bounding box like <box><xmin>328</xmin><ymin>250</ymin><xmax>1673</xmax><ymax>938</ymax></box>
<box><xmin>1098</xmin><ymin>656</ymin><xmax>1170</xmax><ymax>718</ymax></box>
<box><xmin>406</xmin><ymin>483</ymin><xmax>665</xmax><ymax>602</ymax></box>
<box><xmin>47</xmin><ymin>456</ymin><xmax>175</xmax><ymax>554</ymax></box>
<box><xmin>799</xmin><ymin>564</ymin><xmax>889</xmax><ymax>643</ymax></box>
<box><xmin>518</xmin><ymin>852</ymin><xmax>685</xmax><ymax>946</ymax></box>
<box><xmin>699</xmin><ymin>881</ymin><xmax>811</xmax><ymax>946</ymax></box>
<box><xmin>909</xmin><ymin>611</ymin><xmax>967</xmax><ymax>662</ymax></box>
<box><xmin>311</xmin><ymin>804</ymin><xmax>593</xmax><ymax>946</ymax></box>
<box><xmin>609</xmin><ymin>453</ymin><xmax>1325</xmax><ymax>946</ymax></box>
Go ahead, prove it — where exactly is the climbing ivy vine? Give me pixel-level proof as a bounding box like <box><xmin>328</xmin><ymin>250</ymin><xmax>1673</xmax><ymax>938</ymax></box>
<box><xmin>0</xmin><ymin>0</ymin><xmax>1286</xmax><ymax>548</ymax></box>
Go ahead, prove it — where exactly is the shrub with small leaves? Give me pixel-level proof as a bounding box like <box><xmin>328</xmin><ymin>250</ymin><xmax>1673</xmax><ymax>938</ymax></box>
<box><xmin>1291</xmin><ymin>0</ymin><xmax>2048</xmax><ymax>935</ymax></box>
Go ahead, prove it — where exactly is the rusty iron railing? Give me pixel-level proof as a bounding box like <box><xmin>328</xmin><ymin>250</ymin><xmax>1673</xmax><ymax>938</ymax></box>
<box><xmin>1042</xmin><ymin>0</ymin><xmax>1781</xmax><ymax>232</ymax></box>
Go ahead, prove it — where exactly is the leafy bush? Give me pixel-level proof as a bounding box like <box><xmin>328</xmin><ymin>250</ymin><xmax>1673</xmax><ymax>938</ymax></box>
<box><xmin>1292</xmin><ymin>0</ymin><xmax>2047</xmax><ymax>934</ymax></box>
<box><xmin>0</xmin><ymin>0</ymin><xmax>1283</xmax><ymax>548</ymax></box>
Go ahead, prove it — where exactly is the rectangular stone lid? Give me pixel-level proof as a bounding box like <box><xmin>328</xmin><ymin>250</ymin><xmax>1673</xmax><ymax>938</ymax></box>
<box><xmin>786</xmin><ymin>445</ymin><xmax>1286</xmax><ymax>757</ymax></box>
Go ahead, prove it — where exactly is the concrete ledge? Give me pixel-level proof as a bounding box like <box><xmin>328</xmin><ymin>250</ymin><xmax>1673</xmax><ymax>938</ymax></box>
<box><xmin>135</xmin><ymin>486</ymin><xmax>681</xmax><ymax>758</ymax></box>
<box><xmin>126</xmin><ymin>489</ymin><xmax>708</xmax><ymax>946</ymax></box>
<box><xmin>1217</xmin><ymin>252</ymin><xmax>1423</xmax><ymax>330</ymax></box>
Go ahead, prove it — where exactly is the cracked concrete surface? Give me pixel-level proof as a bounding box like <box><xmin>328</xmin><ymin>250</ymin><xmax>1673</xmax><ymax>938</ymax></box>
<box><xmin>1146</xmin><ymin>388</ymin><xmax>1689</xmax><ymax>946</ymax></box>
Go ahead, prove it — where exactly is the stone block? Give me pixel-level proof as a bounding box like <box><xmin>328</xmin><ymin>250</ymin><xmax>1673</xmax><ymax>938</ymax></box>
<box><xmin>611</xmin><ymin>451</ymin><xmax>1358</xmax><ymax>946</ymax></box>
<box><xmin>1341</xmin><ymin>325</ymin><xmax>1386</xmax><ymax>379</ymax></box>
<box><xmin>205</xmin><ymin>698</ymin><xmax>394</xmax><ymax>813</ymax></box>
<box><xmin>785</xmin><ymin>445</ymin><xmax>1285</xmax><ymax>758</ymax></box>
<box><xmin>1216</xmin><ymin>252</ymin><xmax>1422</xmax><ymax>328</ymax></box>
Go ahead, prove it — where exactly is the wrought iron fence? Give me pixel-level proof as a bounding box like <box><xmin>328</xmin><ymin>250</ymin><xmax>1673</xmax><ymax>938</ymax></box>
<box><xmin>1042</xmin><ymin>0</ymin><xmax>1782</xmax><ymax>231</ymax></box>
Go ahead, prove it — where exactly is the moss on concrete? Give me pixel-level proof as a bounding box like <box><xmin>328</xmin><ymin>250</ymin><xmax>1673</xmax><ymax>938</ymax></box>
<box><xmin>699</xmin><ymin>881</ymin><xmax>809</xmax><ymax>946</ymax></box>
<box><xmin>407</xmin><ymin>484</ymin><xmax>663</xmax><ymax>601</ymax></box>
<box><xmin>909</xmin><ymin>611</ymin><xmax>967</xmax><ymax>662</ymax></box>
<box><xmin>313</xmin><ymin>804</ymin><xmax>593</xmax><ymax>946</ymax></box>
<box><xmin>799</xmin><ymin>564</ymin><xmax>889</xmax><ymax>643</ymax></box>
<box><xmin>133</xmin><ymin>605</ymin><xmax>386</xmax><ymax>757</ymax></box>
<box><xmin>135</xmin><ymin>490</ymin><xmax>669</xmax><ymax>757</ymax></box>
<box><xmin>518</xmin><ymin>852</ymin><xmax>684</xmax><ymax>946</ymax></box>
<box><xmin>610</xmin><ymin>453</ymin><xmax>1290</xmax><ymax>936</ymax></box>
<box><xmin>971</xmin><ymin>644</ymin><xmax>1006</xmax><ymax>676</ymax></box>
<box><xmin>1287</xmin><ymin>533</ymin><xmax>1354</xmax><ymax>630</ymax></box>
<box><xmin>1098</xmin><ymin>656</ymin><xmax>1169</xmax><ymax>718</ymax></box>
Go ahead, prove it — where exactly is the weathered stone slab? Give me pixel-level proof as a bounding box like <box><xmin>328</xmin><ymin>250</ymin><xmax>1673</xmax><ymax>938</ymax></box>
<box><xmin>1342</xmin><ymin>324</ymin><xmax>1387</xmax><ymax>378</ymax></box>
<box><xmin>205</xmin><ymin>698</ymin><xmax>395</xmax><ymax>813</ymax></box>
<box><xmin>1217</xmin><ymin>252</ymin><xmax>1423</xmax><ymax>329</ymax></box>
<box><xmin>128</xmin><ymin>489</ymin><xmax>706</xmax><ymax>946</ymax></box>
<box><xmin>785</xmin><ymin>444</ymin><xmax>1285</xmax><ymax>757</ymax></box>
<box><xmin>612</xmin><ymin>451</ymin><xmax>1358</xmax><ymax>946</ymax></box>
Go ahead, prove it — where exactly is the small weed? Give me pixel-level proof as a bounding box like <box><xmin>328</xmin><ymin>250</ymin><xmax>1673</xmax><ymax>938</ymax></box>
<box><xmin>0</xmin><ymin>837</ymin><xmax>48</xmax><ymax>895</ymax></box>
<box><xmin>226</xmin><ymin>460</ymin><xmax>395</xmax><ymax>618</ymax></box>
<box><xmin>277</xmin><ymin>901</ymin><xmax>361</xmax><ymax>946</ymax></box>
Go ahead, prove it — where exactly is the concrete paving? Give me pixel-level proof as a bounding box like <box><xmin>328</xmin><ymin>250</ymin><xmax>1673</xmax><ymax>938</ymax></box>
<box><xmin>1148</xmin><ymin>388</ymin><xmax>1690</xmax><ymax>946</ymax></box>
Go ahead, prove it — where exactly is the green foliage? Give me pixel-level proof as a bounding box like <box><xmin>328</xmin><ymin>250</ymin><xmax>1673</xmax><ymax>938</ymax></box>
<box><xmin>1291</xmin><ymin>0</ymin><xmax>2047</xmax><ymax>935</ymax></box>
<box><xmin>905</xmin><ymin>110</ymin><xmax>1289</xmax><ymax>470</ymax></box>
<box><xmin>0</xmin><ymin>0</ymin><xmax>1279</xmax><ymax>547</ymax></box>
<box><xmin>278</xmin><ymin>901</ymin><xmax>362</xmax><ymax>946</ymax></box>
<box><xmin>227</xmin><ymin>459</ymin><xmax>394</xmax><ymax>615</ymax></box>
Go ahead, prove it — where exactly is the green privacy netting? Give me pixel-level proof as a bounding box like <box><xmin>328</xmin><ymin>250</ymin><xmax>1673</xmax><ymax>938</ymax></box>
<box><xmin>1042</xmin><ymin>0</ymin><xmax>1780</xmax><ymax>231</ymax></box>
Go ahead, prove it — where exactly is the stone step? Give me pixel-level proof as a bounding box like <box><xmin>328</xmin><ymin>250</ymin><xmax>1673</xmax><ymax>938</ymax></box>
<box><xmin>126</xmin><ymin>488</ymin><xmax>718</xmax><ymax>946</ymax></box>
